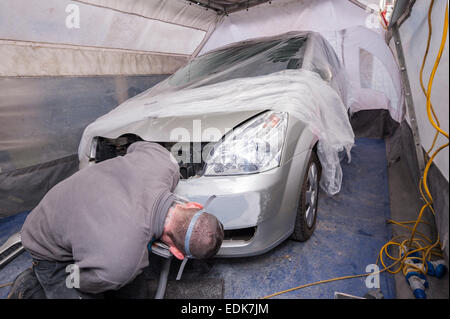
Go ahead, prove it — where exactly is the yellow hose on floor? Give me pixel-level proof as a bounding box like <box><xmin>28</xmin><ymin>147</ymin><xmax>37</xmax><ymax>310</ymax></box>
<box><xmin>262</xmin><ymin>2</ymin><xmax>448</xmax><ymax>299</ymax></box>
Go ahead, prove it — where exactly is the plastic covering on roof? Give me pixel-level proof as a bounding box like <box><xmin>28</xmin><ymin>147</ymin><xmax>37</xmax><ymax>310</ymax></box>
<box><xmin>79</xmin><ymin>32</ymin><xmax>355</xmax><ymax>195</ymax></box>
<box><xmin>200</xmin><ymin>0</ymin><xmax>404</xmax><ymax>122</ymax></box>
<box><xmin>134</xmin><ymin>32</ymin><xmax>349</xmax><ymax>104</ymax></box>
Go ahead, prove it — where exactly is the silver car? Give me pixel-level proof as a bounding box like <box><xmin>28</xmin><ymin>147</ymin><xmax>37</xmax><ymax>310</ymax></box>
<box><xmin>79</xmin><ymin>31</ymin><xmax>348</xmax><ymax>257</ymax></box>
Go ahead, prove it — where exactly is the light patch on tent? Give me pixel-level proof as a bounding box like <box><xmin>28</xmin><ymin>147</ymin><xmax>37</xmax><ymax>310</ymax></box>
<box><xmin>358</xmin><ymin>48</ymin><xmax>399</xmax><ymax>113</ymax></box>
<box><xmin>359</xmin><ymin>48</ymin><xmax>374</xmax><ymax>89</ymax></box>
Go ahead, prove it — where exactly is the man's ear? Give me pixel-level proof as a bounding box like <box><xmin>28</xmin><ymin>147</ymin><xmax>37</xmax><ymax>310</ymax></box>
<box><xmin>176</xmin><ymin>202</ymin><xmax>203</xmax><ymax>210</ymax></box>
<box><xmin>169</xmin><ymin>245</ymin><xmax>185</xmax><ymax>260</ymax></box>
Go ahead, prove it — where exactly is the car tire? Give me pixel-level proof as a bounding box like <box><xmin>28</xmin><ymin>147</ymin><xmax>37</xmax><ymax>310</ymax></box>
<box><xmin>290</xmin><ymin>150</ymin><xmax>322</xmax><ymax>242</ymax></box>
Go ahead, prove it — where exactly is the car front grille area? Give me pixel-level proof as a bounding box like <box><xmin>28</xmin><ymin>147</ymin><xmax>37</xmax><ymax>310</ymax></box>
<box><xmin>94</xmin><ymin>134</ymin><xmax>142</xmax><ymax>163</ymax></box>
<box><xmin>223</xmin><ymin>227</ymin><xmax>256</xmax><ymax>242</ymax></box>
<box><xmin>93</xmin><ymin>135</ymin><xmax>208</xmax><ymax>179</ymax></box>
<box><xmin>163</xmin><ymin>141</ymin><xmax>210</xmax><ymax>179</ymax></box>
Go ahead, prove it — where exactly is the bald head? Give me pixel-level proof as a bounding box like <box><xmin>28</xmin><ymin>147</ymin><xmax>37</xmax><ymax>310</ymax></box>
<box><xmin>162</xmin><ymin>203</ymin><xmax>224</xmax><ymax>259</ymax></box>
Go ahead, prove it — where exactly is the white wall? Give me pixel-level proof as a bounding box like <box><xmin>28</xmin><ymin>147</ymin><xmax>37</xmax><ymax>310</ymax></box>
<box><xmin>399</xmin><ymin>0</ymin><xmax>449</xmax><ymax>181</ymax></box>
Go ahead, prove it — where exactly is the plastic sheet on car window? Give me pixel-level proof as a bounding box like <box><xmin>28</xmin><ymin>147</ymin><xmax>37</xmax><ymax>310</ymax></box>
<box><xmin>79</xmin><ymin>32</ymin><xmax>354</xmax><ymax>195</ymax></box>
<box><xmin>131</xmin><ymin>31</ymin><xmax>349</xmax><ymax>106</ymax></box>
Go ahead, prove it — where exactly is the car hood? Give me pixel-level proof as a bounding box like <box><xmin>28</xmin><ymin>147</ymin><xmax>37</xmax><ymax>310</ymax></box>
<box><xmin>102</xmin><ymin>109</ymin><xmax>263</xmax><ymax>143</ymax></box>
<box><xmin>78</xmin><ymin>107</ymin><xmax>263</xmax><ymax>160</ymax></box>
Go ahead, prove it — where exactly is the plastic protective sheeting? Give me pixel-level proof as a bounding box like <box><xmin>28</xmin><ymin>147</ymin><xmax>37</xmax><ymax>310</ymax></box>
<box><xmin>132</xmin><ymin>32</ymin><xmax>349</xmax><ymax>107</ymax></box>
<box><xmin>199</xmin><ymin>0</ymin><xmax>403</xmax><ymax>122</ymax></box>
<box><xmin>79</xmin><ymin>33</ymin><xmax>355</xmax><ymax>195</ymax></box>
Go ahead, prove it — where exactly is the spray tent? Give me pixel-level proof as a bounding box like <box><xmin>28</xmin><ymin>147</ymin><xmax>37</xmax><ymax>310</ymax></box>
<box><xmin>0</xmin><ymin>0</ymin><xmax>448</xmax><ymax>301</ymax></box>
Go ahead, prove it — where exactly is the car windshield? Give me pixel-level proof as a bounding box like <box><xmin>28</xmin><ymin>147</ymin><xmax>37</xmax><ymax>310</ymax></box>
<box><xmin>167</xmin><ymin>35</ymin><xmax>308</xmax><ymax>90</ymax></box>
<box><xmin>137</xmin><ymin>32</ymin><xmax>345</xmax><ymax>100</ymax></box>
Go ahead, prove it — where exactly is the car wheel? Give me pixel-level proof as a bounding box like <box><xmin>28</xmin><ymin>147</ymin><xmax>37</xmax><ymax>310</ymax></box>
<box><xmin>291</xmin><ymin>150</ymin><xmax>321</xmax><ymax>242</ymax></box>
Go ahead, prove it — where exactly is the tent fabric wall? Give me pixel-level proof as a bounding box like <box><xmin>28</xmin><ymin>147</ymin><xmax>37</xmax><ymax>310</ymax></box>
<box><xmin>200</xmin><ymin>0</ymin><xmax>371</xmax><ymax>54</ymax></box>
<box><xmin>0</xmin><ymin>41</ymin><xmax>188</xmax><ymax>76</ymax></box>
<box><xmin>199</xmin><ymin>0</ymin><xmax>404</xmax><ymax>122</ymax></box>
<box><xmin>74</xmin><ymin>0</ymin><xmax>218</xmax><ymax>31</ymax></box>
<box><xmin>0</xmin><ymin>0</ymin><xmax>205</xmax><ymax>54</ymax></box>
<box><xmin>0</xmin><ymin>75</ymin><xmax>168</xmax><ymax>217</ymax></box>
<box><xmin>0</xmin><ymin>0</ymin><xmax>220</xmax><ymax>76</ymax></box>
<box><xmin>0</xmin><ymin>75</ymin><xmax>169</xmax><ymax>172</ymax></box>
<box><xmin>389</xmin><ymin>0</ymin><xmax>449</xmax><ymax>264</ymax></box>
<box><xmin>395</xmin><ymin>0</ymin><xmax>449</xmax><ymax>181</ymax></box>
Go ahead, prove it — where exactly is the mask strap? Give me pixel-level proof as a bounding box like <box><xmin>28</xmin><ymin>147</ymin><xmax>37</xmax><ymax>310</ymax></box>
<box><xmin>183</xmin><ymin>195</ymin><xmax>216</xmax><ymax>258</ymax></box>
<box><xmin>184</xmin><ymin>210</ymin><xmax>203</xmax><ymax>257</ymax></box>
<box><xmin>176</xmin><ymin>195</ymin><xmax>217</xmax><ymax>281</ymax></box>
<box><xmin>177</xmin><ymin>208</ymin><xmax>204</xmax><ymax>280</ymax></box>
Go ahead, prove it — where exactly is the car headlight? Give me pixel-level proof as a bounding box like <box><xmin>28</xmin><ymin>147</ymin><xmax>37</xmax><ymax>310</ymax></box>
<box><xmin>204</xmin><ymin>111</ymin><xmax>288</xmax><ymax>176</ymax></box>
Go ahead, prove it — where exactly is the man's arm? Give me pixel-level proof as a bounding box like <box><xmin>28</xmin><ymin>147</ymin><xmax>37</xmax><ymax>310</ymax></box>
<box><xmin>77</xmin><ymin>268</ymin><xmax>122</xmax><ymax>294</ymax></box>
<box><xmin>169</xmin><ymin>152</ymin><xmax>181</xmax><ymax>191</ymax></box>
<box><xmin>74</xmin><ymin>238</ymin><xmax>148</xmax><ymax>294</ymax></box>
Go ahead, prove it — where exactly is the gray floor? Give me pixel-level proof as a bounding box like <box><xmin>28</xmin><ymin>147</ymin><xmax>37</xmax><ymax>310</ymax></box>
<box><xmin>1</xmin><ymin>136</ymin><xmax>448</xmax><ymax>299</ymax></box>
<box><xmin>387</xmin><ymin>146</ymin><xmax>449</xmax><ymax>299</ymax></box>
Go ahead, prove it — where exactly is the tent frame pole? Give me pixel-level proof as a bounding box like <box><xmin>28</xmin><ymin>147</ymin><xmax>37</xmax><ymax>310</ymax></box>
<box><xmin>391</xmin><ymin>24</ymin><xmax>426</xmax><ymax>175</ymax></box>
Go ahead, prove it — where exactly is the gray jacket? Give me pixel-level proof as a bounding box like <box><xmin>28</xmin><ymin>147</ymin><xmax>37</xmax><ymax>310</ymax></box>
<box><xmin>21</xmin><ymin>142</ymin><xmax>180</xmax><ymax>293</ymax></box>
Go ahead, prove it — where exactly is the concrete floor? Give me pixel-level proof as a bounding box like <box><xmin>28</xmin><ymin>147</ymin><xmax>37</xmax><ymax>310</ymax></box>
<box><xmin>387</xmin><ymin>146</ymin><xmax>449</xmax><ymax>299</ymax></box>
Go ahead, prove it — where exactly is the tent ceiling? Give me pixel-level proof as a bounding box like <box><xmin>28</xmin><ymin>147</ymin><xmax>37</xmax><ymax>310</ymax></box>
<box><xmin>186</xmin><ymin>0</ymin><xmax>271</xmax><ymax>14</ymax></box>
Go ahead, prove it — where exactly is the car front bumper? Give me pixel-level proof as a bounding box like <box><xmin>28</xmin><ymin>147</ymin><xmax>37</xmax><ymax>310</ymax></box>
<box><xmin>174</xmin><ymin>150</ymin><xmax>311</xmax><ymax>257</ymax></box>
